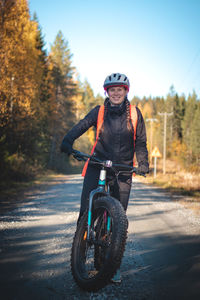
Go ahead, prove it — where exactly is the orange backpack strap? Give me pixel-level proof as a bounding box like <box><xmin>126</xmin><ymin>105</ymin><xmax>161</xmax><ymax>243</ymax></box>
<box><xmin>130</xmin><ymin>105</ymin><xmax>138</xmax><ymax>167</ymax></box>
<box><xmin>96</xmin><ymin>105</ymin><xmax>104</xmax><ymax>139</ymax></box>
<box><xmin>82</xmin><ymin>106</ymin><xmax>105</xmax><ymax>177</ymax></box>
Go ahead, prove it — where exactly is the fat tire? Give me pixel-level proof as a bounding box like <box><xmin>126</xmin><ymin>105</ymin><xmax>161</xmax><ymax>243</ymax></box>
<box><xmin>70</xmin><ymin>196</ymin><xmax>128</xmax><ymax>292</ymax></box>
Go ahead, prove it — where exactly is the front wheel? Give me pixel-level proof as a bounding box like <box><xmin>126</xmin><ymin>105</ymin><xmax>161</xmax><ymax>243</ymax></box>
<box><xmin>70</xmin><ymin>196</ymin><xmax>128</xmax><ymax>292</ymax></box>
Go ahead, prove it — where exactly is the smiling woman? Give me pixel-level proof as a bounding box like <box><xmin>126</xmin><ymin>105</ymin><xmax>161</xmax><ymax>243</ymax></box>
<box><xmin>60</xmin><ymin>72</ymin><xmax>149</xmax><ymax>283</ymax></box>
<box><xmin>60</xmin><ymin>71</ymin><xmax>149</xmax><ymax>223</ymax></box>
<box><xmin>107</xmin><ymin>86</ymin><xmax>128</xmax><ymax>106</ymax></box>
<box><xmin>103</xmin><ymin>73</ymin><xmax>129</xmax><ymax>106</ymax></box>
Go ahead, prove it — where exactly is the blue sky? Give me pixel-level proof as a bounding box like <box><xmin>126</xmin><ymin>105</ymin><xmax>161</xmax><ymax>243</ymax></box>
<box><xmin>29</xmin><ymin>0</ymin><xmax>200</xmax><ymax>99</ymax></box>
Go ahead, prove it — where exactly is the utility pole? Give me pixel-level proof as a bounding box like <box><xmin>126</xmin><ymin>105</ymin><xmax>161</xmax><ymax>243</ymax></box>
<box><xmin>158</xmin><ymin>112</ymin><xmax>173</xmax><ymax>174</ymax></box>
<box><xmin>146</xmin><ymin>118</ymin><xmax>158</xmax><ymax>164</ymax></box>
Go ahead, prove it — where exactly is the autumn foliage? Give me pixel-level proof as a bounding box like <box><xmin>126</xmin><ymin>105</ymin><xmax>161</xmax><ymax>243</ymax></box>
<box><xmin>0</xmin><ymin>0</ymin><xmax>199</xmax><ymax>184</ymax></box>
<box><xmin>131</xmin><ymin>88</ymin><xmax>200</xmax><ymax>171</ymax></box>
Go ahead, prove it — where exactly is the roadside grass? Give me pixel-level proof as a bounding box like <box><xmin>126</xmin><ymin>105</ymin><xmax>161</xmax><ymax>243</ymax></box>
<box><xmin>138</xmin><ymin>159</ymin><xmax>200</xmax><ymax>216</ymax></box>
<box><xmin>141</xmin><ymin>159</ymin><xmax>200</xmax><ymax>201</ymax></box>
<box><xmin>0</xmin><ymin>163</ymin><xmax>83</xmax><ymax>202</ymax></box>
<box><xmin>0</xmin><ymin>170</ymin><xmax>59</xmax><ymax>201</ymax></box>
<box><xmin>144</xmin><ymin>172</ymin><xmax>200</xmax><ymax>198</ymax></box>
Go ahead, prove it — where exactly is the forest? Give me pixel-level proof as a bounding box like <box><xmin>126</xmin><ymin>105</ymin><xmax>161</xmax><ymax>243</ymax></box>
<box><xmin>0</xmin><ymin>0</ymin><xmax>200</xmax><ymax>186</ymax></box>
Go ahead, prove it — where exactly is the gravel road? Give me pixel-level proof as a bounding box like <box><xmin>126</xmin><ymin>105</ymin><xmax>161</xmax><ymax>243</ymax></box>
<box><xmin>0</xmin><ymin>175</ymin><xmax>200</xmax><ymax>300</ymax></box>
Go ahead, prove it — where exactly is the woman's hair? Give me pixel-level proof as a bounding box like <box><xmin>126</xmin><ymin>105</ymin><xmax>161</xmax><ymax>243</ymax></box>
<box><xmin>100</xmin><ymin>97</ymin><xmax>133</xmax><ymax>133</ymax></box>
<box><xmin>125</xmin><ymin>98</ymin><xmax>133</xmax><ymax>132</ymax></box>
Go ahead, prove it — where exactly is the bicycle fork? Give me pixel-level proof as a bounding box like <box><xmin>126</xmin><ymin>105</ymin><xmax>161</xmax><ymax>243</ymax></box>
<box><xmin>86</xmin><ymin>168</ymin><xmax>110</xmax><ymax>241</ymax></box>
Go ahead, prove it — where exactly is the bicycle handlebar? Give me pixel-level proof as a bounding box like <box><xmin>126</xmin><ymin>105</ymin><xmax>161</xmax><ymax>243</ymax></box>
<box><xmin>71</xmin><ymin>149</ymin><xmax>146</xmax><ymax>176</ymax></box>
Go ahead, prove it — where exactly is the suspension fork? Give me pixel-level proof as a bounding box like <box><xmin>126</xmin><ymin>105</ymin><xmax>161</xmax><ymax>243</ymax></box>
<box><xmin>87</xmin><ymin>167</ymin><xmax>108</xmax><ymax>240</ymax></box>
<box><xmin>98</xmin><ymin>168</ymin><xmax>111</xmax><ymax>232</ymax></box>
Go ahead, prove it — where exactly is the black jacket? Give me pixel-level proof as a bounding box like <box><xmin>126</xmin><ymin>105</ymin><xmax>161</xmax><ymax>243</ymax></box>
<box><xmin>62</xmin><ymin>98</ymin><xmax>148</xmax><ymax>167</ymax></box>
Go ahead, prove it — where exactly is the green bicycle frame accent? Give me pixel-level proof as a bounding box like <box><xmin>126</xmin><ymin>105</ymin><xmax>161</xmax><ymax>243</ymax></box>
<box><xmin>107</xmin><ymin>215</ymin><xmax>111</xmax><ymax>231</ymax></box>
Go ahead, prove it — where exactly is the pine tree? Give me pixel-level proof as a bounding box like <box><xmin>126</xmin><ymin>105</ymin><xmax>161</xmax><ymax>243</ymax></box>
<box><xmin>182</xmin><ymin>91</ymin><xmax>197</xmax><ymax>163</ymax></box>
<box><xmin>190</xmin><ymin>102</ymin><xmax>200</xmax><ymax>164</ymax></box>
<box><xmin>82</xmin><ymin>79</ymin><xmax>95</xmax><ymax>113</ymax></box>
<box><xmin>0</xmin><ymin>0</ymin><xmax>48</xmax><ymax>179</ymax></box>
<box><xmin>48</xmin><ymin>31</ymin><xmax>77</xmax><ymax>170</ymax></box>
<box><xmin>30</xmin><ymin>13</ymin><xmax>51</xmax><ymax>165</ymax></box>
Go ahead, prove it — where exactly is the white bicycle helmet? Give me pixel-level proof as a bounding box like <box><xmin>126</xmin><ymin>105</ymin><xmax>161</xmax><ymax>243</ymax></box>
<box><xmin>103</xmin><ymin>73</ymin><xmax>130</xmax><ymax>91</ymax></box>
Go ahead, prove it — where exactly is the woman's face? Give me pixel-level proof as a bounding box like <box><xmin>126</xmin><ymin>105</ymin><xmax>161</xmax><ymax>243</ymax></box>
<box><xmin>107</xmin><ymin>86</ymin><xmax>128</xmax><ymax>106</ymax></box>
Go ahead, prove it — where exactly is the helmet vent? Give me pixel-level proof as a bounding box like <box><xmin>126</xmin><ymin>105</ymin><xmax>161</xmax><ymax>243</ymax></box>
<box><xmin>103</xmin><ymin>73</ymin><xmax>130</xmax><ymax>91</ymax></box>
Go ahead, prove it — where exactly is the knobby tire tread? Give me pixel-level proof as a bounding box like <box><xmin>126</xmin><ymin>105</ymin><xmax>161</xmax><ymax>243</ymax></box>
<box><xmin>70</xmin><ymin>196</ymin><xmax>128</xmax><ymax>292</ymax></box>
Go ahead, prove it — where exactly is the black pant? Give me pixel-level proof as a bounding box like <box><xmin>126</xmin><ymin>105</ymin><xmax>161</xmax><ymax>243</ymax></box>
<box><xmin>78</xmin><ymin>164</ymin><xmax>132</xmax><ymax>223</ymax></box>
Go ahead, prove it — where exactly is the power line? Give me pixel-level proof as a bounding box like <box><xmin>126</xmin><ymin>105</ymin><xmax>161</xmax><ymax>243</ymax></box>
<box><xmin>181</xmin><ymin>47</ymin><xmax>200</xmax><ymax>86</ymax></box>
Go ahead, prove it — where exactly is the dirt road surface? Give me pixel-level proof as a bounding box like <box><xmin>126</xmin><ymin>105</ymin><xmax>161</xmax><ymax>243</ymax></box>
<box><xmin>0</xmin><ymin>175</ymin><xmax>200</xmax><ymax>300</ymax></box>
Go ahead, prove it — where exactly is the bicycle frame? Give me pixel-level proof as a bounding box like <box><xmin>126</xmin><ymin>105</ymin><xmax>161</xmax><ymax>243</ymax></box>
<box><xmin>71</xmin><ymin>149</ymin><xmax>142</xmax><ymax>241</ymax></box>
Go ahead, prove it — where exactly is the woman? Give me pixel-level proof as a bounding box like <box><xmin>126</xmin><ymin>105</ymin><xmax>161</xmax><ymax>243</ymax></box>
<box><xmin>60</xmin><ymin>73</ymin><xmax>149</xmax><ymax>281</ymax></box>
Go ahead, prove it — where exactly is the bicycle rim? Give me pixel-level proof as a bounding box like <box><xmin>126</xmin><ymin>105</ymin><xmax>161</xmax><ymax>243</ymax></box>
<box><xmin>77</xmin><ymin>207</ymin><xmax>112</xmax><ymax>280</ymax></box>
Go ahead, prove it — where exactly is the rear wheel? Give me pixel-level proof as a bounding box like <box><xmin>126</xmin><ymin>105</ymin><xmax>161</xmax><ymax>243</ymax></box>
<box><xmin>70</xmin><ymin>196</ymin><xmax>128</xmax><ymax>292</ymax></box>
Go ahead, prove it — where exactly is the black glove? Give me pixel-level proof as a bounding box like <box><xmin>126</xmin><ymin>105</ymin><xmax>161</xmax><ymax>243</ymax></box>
<box><xmin>60</xmin><ymin>138</ymin><xmax>73</xmax><ymax>155</ymax></box>
<box><xmin>138</xmin><ymin>163</ymin><xmax>149</xmax><ymax>174</ymax></box>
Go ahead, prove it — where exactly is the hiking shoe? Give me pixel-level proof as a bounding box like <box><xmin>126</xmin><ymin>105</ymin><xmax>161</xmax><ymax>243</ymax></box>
<box><xmin>111</xmin><ymin>269</ymin><xmax>121</xmax><ymax>283</ymax></box>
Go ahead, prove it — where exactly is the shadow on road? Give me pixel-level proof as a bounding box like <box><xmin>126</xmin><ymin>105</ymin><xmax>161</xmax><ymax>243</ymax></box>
<box><xmin>0</xmin><ymin>175</ymin><xmax>200</xmax><ymax>300</ymax></box>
